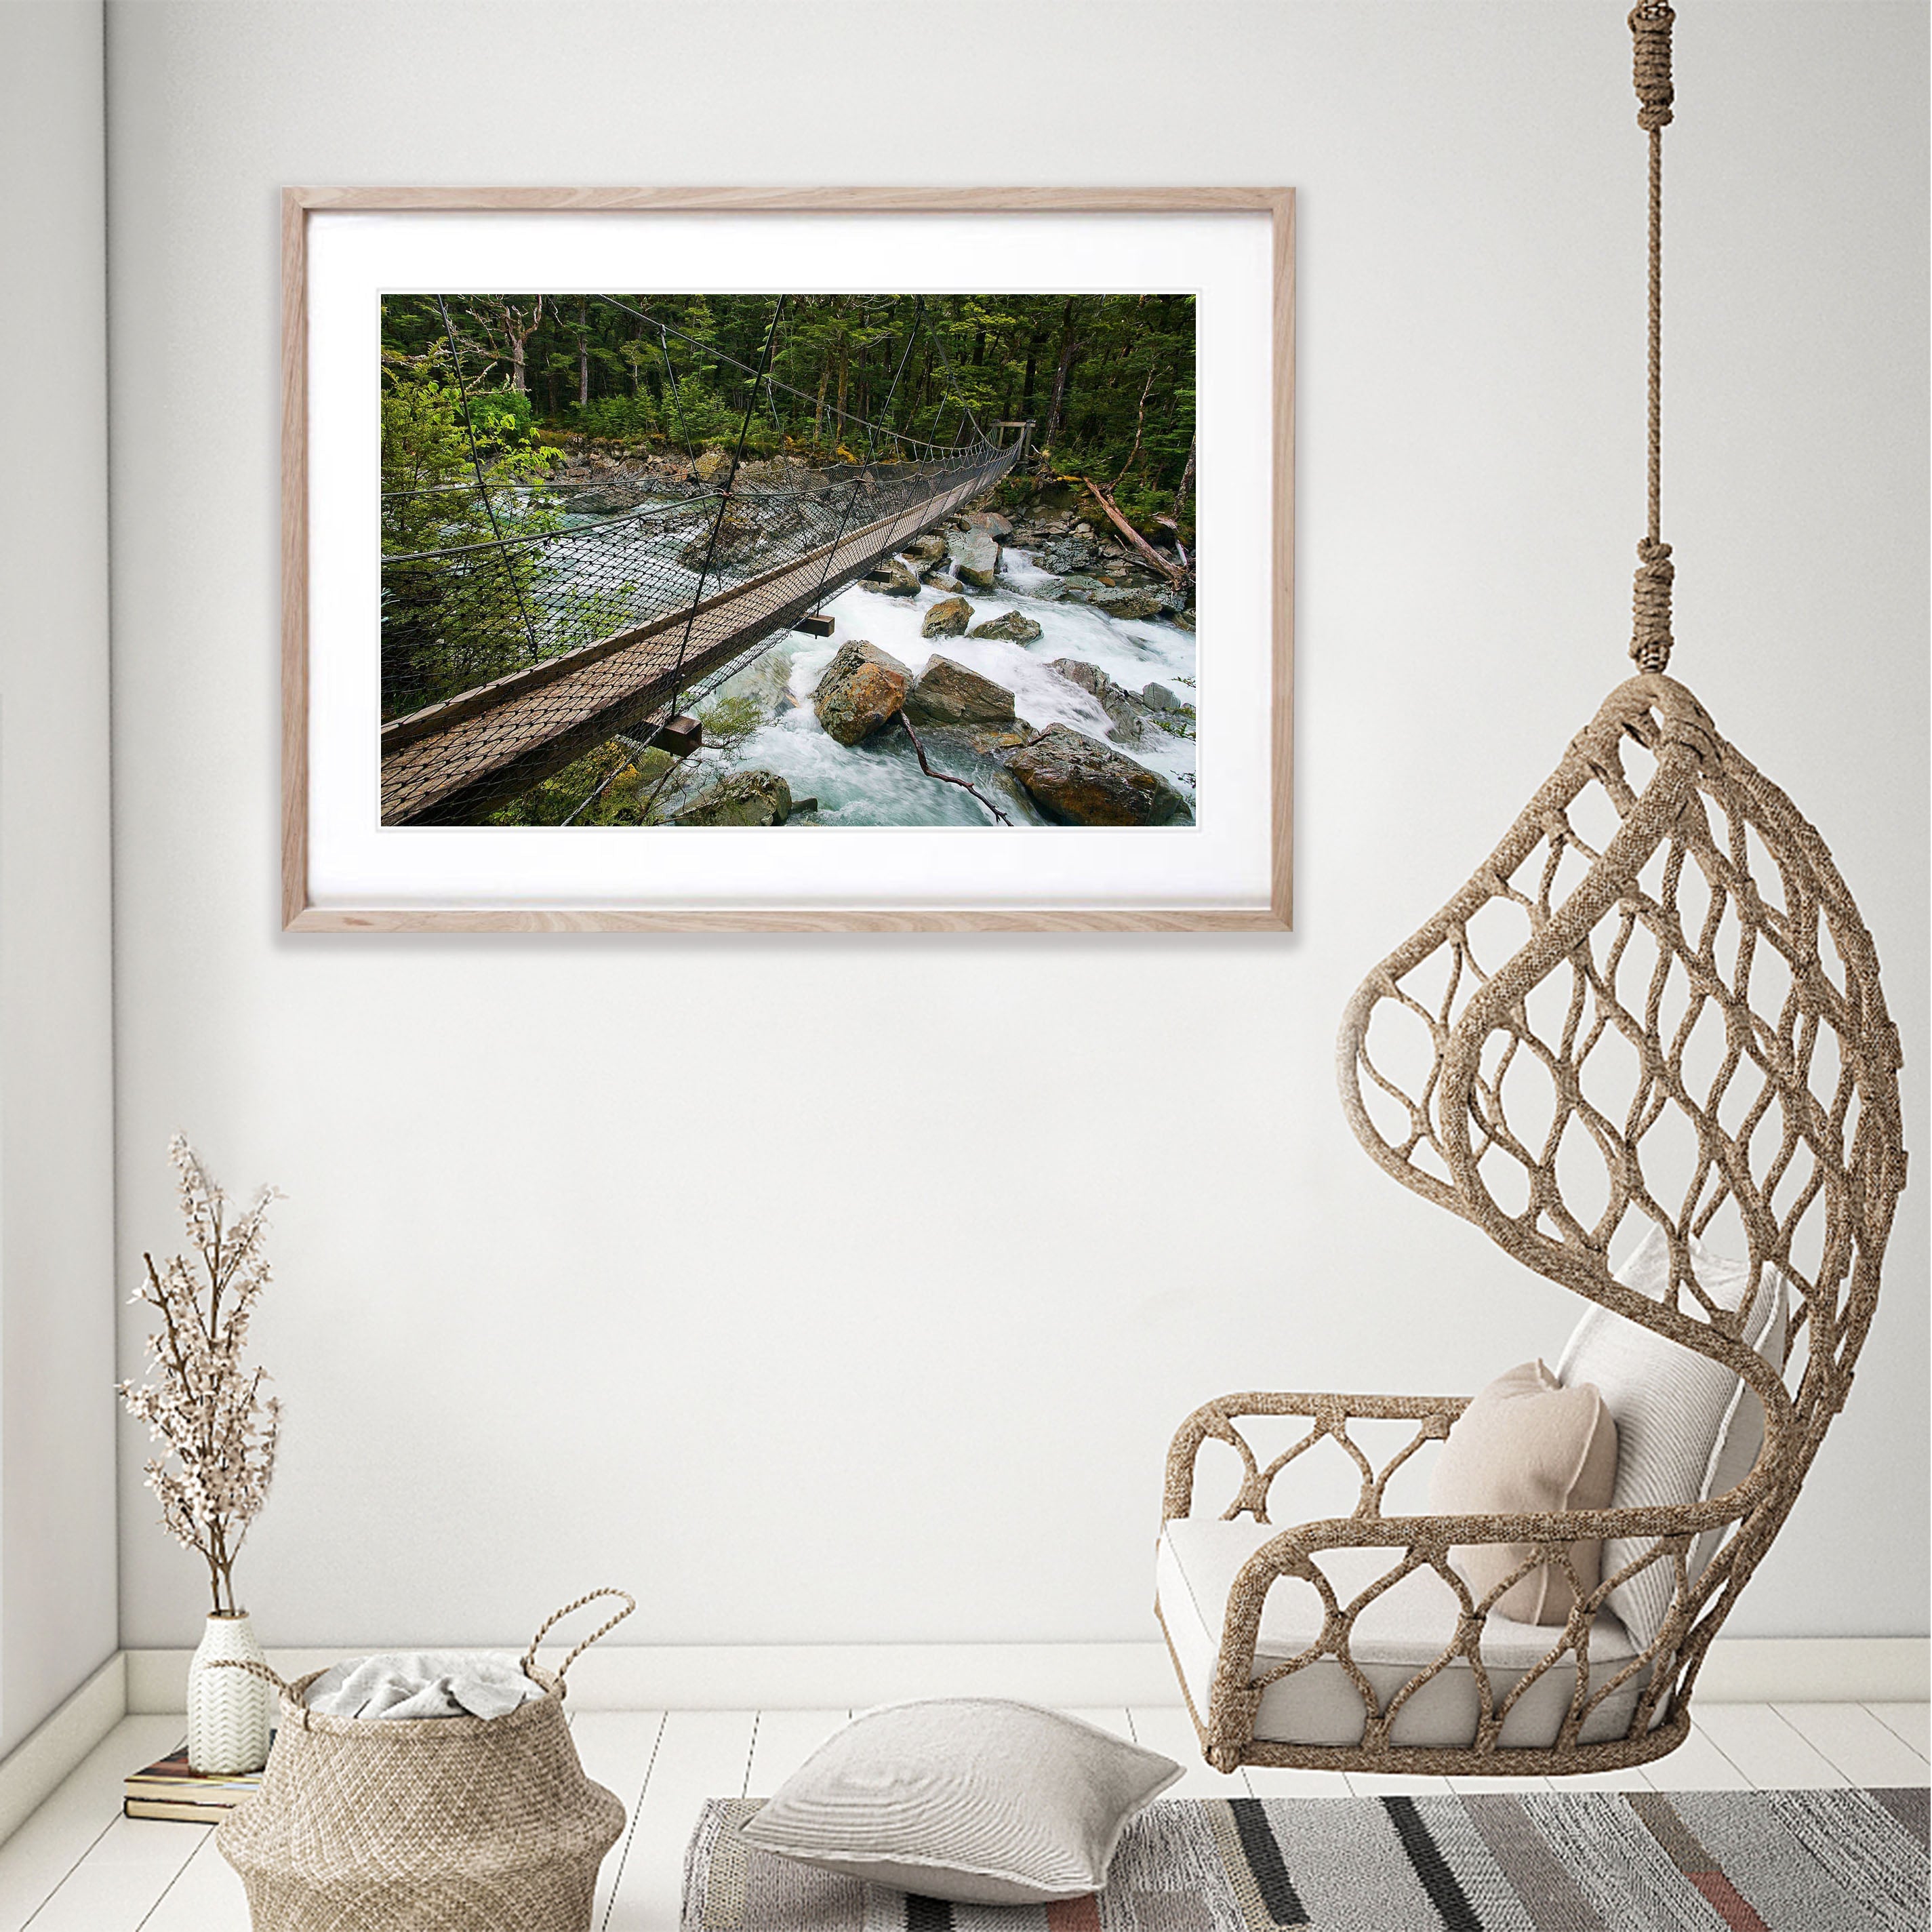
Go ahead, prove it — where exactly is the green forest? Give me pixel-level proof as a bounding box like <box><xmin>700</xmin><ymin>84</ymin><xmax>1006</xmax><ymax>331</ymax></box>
<box><xmin>379</xmin><ymin>292</ymin><xmax>1197</xmax><ymax>538</ymax></box>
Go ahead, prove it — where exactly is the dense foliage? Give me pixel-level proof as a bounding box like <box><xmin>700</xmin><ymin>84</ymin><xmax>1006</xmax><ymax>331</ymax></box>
<box><xmin>379</xmin><ymin>293</ymin><xmax>1196</xmax><ymax>534</ymax></box>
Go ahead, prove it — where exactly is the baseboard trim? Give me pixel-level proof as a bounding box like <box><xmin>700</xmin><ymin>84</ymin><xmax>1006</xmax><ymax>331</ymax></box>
<box><xmin>0</xmin><ymin>1654</ymin><xmax>126</xmax><ymax>1844</ymax></box>
<box><xmin>1691</xmin><ymin>1637</ymin><xmax>1929</xmax><ymax>1705</ymax></box>
<box><xmin>123</xmin><ymin>1634</ymin><xmax>1928</xmax><ymax>1716</ymax></box>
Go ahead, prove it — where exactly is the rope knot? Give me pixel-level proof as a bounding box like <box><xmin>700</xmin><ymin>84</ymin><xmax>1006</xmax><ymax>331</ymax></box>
<box><xmin>1630</xmin><ymin>1</ymin><xmax>1675</xmax><ymax>131</ymax></box>
<box><xmin>1630</xmin><ymin>538</ymin><xmax>1674</xmax><ymax>672</ymax></box>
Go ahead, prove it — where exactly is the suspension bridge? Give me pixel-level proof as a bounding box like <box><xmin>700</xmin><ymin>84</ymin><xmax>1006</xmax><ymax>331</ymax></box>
<box><xmin>380</xmin><ymin>295</ymin><xmax>1025</xmax><ymax>825</ymax></box>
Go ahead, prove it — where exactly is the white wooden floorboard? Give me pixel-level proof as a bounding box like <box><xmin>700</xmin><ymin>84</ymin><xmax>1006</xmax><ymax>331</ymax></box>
<box><xmin>602</xmin><ymin>1710</ymin><xmax>755</xmax><ymax>1932</ymax></box>
<box><xmin>569</xmin><ymin>1711</ymin><xmax>668</xmax><ymax>1932</ymax></box>
<box><xmin>0</xmin><ymin>1717</ymin><xmax>182</xmax><ymax>1932</ymax></box>
<box><xmin>1343</xmin><ymin>1770</ymin><xmax>1457</xmax><ymax>1796</ymax></box>
<box><xmin>1638</xmin><ymin>1720</ymin><xmax>1753</xmax><ymax>1790</ymax></box>
<box><xmin>132</xmin><ymin>1830</ymin><xmax>247</xmax><ymax>1932</ymax></box>
<box><xmin>1693</xmin><ymin>1703</ymin><xmax>1846</xmax><ymax>1788</ymax></box>
<box><xmin>1558</xmin><ymin>1765</ymin><xmax>1658</xmax><ymax>1791</ymax></box>
<box><xmin>745</xmin><ymin>1710</ymin><xmax>849</xmax><ymax>1796</ymax></box>
<box><xmin>1241</xmin><ymin>1763</ymin><xmax>1354</xmax><ymax>1797</ymax></box>
<box><xmin>18</xmin><ymin>1816</ymin><xmax>204</xmax><ymax>1932</ymax></box>
<box><xmin>1775</xmin><ymin>1702</ymin><xmax>1931</xmax><ymax>1788</ymax></box>
<box><xmin>1866</xmin><ymin>1702</ymin><xmax>1932</xmax><ymax>1763</ymax></box>
<box><xmin>1127</xmin><ymin>1706</ymin><xmax>1252</xmax><ymax>1798</ymax></box>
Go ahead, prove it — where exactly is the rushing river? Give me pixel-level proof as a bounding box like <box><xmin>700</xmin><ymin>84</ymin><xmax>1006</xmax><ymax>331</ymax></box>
<box><xmin>705</xmin><ymin>549</ymin><xmax>1197</xmax><ymax>827</ymax></box>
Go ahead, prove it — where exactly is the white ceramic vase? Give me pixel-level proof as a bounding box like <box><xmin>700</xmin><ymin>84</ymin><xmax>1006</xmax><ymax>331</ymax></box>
<box><xmin>186</xmin><ymin>1611</ymin><xmax>273</xmax><ymax>1775</ymax></box>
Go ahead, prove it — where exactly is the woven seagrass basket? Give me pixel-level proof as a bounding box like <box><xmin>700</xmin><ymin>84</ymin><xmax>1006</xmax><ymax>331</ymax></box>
<box><xmin>214</xmin><ymin>1590</ymin><xmax>632</xmax><ymax>1932</ymax></box>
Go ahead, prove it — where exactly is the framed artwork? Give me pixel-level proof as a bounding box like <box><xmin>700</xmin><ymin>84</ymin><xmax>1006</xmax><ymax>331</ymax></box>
<box><xmin>282</xmin><ymin>188</ymin><xmax>1293</xmax><ymax>931</ymax></box>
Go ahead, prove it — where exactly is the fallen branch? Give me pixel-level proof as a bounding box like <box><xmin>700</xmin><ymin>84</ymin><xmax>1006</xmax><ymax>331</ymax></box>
<box><xmin>1074</xmin><ymin>477</ymin><xmax>1188</xmax><ymax>587</ymax></box>
<box><xmin>898</xmin><ymin>713</ymin><xmax>1011</xmax><ymax>825</ymax></box>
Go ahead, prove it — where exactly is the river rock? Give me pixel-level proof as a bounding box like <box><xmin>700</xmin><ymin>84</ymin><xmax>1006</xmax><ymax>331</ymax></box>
<box><xmin>860</xmin><ymin>557</ymin><xmax>921</xmax><ymax>597</ymax></box>
<box><xmin>1049</xmin><ymin>574</ymin><xmax>1105</xmax><ymax>604</ymax></box>
<box><xmin>1091</xmin><ymin>586</ymin><xmax>1165</xmax><ymax>622</ymax></box>
<box><xmin>904</xmin><ymin>533</ymin><xmax>950</xmax><ymax>563</ymax></box>
<box><xmin>921</xmin><ymin>596</ymin><xmax>974</xmax><ymax>639</ymax></box>
<box><xmin>921</xmin><ymin>569</ymin><xmax>964</xmax><ymax>592</ymax></box>
<box><xmin>1049</xmin><ymin>657</ymin><xmax>1149</xmax><ymax>745</ymax></box>
<box><xmin>906</xmin><ymin>656</ymin><xmax>1017</xmax><ymax>728</ymax></box>
<box><xmin>692</xmin><ymin>447</ymin><xmax>734</xmax><ymax>483</ymax></box>
<box><xmin>1045</xmin><ymin>538</ymin><xmax>1099</xmax><ymax>575</ymax></box>
<box><xmin>673</xmin><ymin>769</ymin><xmax>792</xmax><ymax>826</ymax></box>
<box><xmin>1141</xmin><ymin>681</ymin><xmax>1190</xmax><ymax>715</ymax></box>
<box><xmin>676</xmin><ymin>504</ymin><xmax>770</xmax><ymax>571</ymax></box>
<box><xmin>1003</xmin><ymin>725</ymin><xmax>1191</xmax><ymax>826</ymax></box>
<box><xmin>813</xmin><ymin>641</ymin><xmax>913</xmax><ymax>745</ymax></box>
<box><xmin>948</xmin><ymin>528</ymin><xmax>1001</xmax><ymax>591</ymax></box>
<box><xmin>969</xmin><ymin>610</ymin><xmax>1043</xmax><ymax>643</ymax></box>
<box><xmin>959</xmin><ymin>509</ymin><xmax>1014</xmax><ymax>540</ymax></box>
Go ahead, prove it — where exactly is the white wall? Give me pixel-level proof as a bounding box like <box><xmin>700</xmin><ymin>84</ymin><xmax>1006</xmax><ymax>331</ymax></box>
<box><xmin>108</xmin><ymin>1</ymin><xmax>1927</xmax><ymax>1654</ymax></box>
<box><xmin>0</xmin><ymin>2</ymin><xmax>119</xmax><ymax>1750</ymax></box>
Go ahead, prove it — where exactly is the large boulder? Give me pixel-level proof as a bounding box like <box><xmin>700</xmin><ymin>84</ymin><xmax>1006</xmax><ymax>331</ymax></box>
<box><xmin>959</xmin><ymin>509</ymin><xmax>1014</xmax><ymax>540</ymax></box>
<box><xmin>969</xmin><ymin>610</ymin><xmax>1043</xmax><ymax>643</ymax></box>
<box><xmin>906</xmin><ymin>656</ymin><xmax>1018</xmax><ymax>728</ymax></box>
<box><xmin>691</xmin><ymin>447</ymin><xmax>734</xmax><ymax>483</ymax></box>
<box><xmin>1049</xmin><ymin>657</ymin><xmax>1148</xmax><ymax>745</ymax></box>
<box><xmin>1003</xmin><ymin>725</ymin><xmax>1191</xmax><ymax>826</ymax></box>
<box><xmin>672</xmin><ymin>769</ymin><xmax>792</xmax><ymax>826</ymax></box>
<box><xmin>921</xmin><ymin>569</ymin><xmax>965</xmax><ymax>593</ymax></box>
<box><xmin>813</xmin><ymin>640</ymin><xmax>914</xmax><ymax>745</ymax></box>
<box><xmin>861</xmin><ymin>557</ymin><xmax>921</xmax><ymax>598</ymax></box>
<box><xmin>921</xmin><ymin>596</ymin><xmax>974</xmax><ymax>639</ymax></box>
<box><xmin>948</xmin><ymin>528</ymin><xmax>1001</xmax><ymax>591</ymax></box>
<box><xmin>904</xmin><ymin>532</ymin><xmax>950</xmax><ymax>563</ymax></box>
<box><xmin>1090</xmin><ymin>585</ymin><xmax>1165</xmax><ymax>622</ymax></box>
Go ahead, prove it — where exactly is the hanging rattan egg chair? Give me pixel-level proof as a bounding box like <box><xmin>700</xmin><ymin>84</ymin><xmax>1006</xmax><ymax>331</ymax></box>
<box><xmin>1154</xmin><ymin>5</ymin><xmax>1906</xmax><ymax>1779</ymax></box>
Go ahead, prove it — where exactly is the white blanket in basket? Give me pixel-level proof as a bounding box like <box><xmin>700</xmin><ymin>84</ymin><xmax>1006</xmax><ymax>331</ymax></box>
<box><xmin>304</xmin><ymin>1652</ymin><xmax>546</xmax><ymax>1721</ymax></box>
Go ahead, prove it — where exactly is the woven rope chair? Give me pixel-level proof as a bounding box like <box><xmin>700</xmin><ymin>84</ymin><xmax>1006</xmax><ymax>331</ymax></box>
<box><xmin>1158</xmin><ymin>673</ymin><xmax>1906</xmax><ymax>1776</ymax></box>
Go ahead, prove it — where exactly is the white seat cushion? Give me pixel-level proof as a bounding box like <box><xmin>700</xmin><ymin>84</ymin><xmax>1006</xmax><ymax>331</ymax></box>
<box><xmin>1156</xmin><ymin>1516</ymin><xmax>1647</xmax><ymax>1751</ymax></box>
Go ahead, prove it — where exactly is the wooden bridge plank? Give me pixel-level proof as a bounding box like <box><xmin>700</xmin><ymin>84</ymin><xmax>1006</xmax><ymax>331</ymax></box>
<box><xmin>380</xmin><ymin>462</ymin><xmax>1009</xmax><ymax>824</ymax></box>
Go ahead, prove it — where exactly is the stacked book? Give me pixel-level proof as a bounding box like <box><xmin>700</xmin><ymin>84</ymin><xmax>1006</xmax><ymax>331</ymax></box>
<box><xmin>123</xmin><ymin>1744</ymin><xmax>267</xmax><ymax>1824</ymax></box>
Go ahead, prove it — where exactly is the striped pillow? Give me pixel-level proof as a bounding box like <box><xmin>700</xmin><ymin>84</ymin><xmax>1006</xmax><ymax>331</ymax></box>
<box><xmin>1557</xmin><ymin>1225</ymin><xmax>1789</xmax><ymax>1649</ymax></box>
<box><xmin>738</xmin><ymin>1700</ymin><xmax>1182</xmax><ymax>1905</ymax></box>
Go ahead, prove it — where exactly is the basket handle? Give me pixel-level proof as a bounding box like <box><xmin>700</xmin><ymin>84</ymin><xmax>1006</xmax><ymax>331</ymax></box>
<box><xmin>521</xmin><ymin>1588</ymin><xmax>635</xmax><ymax>1691</ymax></box>
<box><xmin>205</xmin><ymin>1657</ymin><xmax>298</xmax><ymax>1698</ymax></box>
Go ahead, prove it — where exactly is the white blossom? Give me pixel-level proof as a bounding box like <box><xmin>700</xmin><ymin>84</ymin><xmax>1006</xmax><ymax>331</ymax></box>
<box><xmin>119</xmin><ymin>1135</ymin><xmax>283</xmax><ymax>1616</ymax></box>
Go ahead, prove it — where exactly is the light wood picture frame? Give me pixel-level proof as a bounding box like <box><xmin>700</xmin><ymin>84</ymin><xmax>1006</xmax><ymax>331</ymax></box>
<box><xmin>283</xmin><ymin>186</ymin><xmax>1293</xmax><ymax>931</ymax></box>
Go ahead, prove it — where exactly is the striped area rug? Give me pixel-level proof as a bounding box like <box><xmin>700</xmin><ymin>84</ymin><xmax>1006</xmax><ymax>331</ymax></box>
<box><xmin>681</xmin><ymin>1788</ymin><xmax>1928</xmax><ymax>1931</ymax></box>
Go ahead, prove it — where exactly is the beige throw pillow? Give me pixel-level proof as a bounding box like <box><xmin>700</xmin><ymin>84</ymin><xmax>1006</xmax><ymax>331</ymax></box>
<box><xmin>1427</xmin><ymin>1359</ymin><xmax>1619</xmax><ymax>1624</ymax></box>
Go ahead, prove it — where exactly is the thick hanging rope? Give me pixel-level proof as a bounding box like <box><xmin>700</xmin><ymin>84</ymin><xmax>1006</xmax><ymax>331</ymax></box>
<box><xmin>1629</xmin><ymin>1</ymin><xmax>1676</xmax><ymax>672</ymax></box>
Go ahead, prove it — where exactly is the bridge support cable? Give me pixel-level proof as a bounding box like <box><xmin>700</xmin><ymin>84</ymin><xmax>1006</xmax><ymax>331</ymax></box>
<box><xmin>656</xmin><ymin>324</ymin><xmax>696</xmax><ymax>466</ymax></box>
<box><xmin>590</xmin><ymin>291</ymin><xmax>1001</xmax><ymax>467</ymax></box>
<box><xmin>434</xmin><ymin>296</ymin><xmax>545</xmax><ymax>665</ymax></box>
<box><xmin>660</xmin><ymin>294</ymin><xmax>787</xmax><ymax>732</ymax></box>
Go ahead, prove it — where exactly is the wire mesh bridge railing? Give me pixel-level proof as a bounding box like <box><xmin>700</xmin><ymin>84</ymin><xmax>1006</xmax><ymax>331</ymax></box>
<box><xmin>380</xmin><ymin>438</ymin><xmax>1022</xmax><ymax>824</ymax></box>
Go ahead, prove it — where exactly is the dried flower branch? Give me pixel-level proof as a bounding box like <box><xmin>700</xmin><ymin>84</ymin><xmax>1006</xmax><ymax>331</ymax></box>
<box><xmin>119</xmin><ymin>1135</ymin><xmax>283</xmax><ymax>1616</ymax></box>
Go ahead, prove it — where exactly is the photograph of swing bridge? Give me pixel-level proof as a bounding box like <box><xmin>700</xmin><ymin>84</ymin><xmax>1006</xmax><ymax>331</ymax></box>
<box><xmin>378</xmin><ymin>291</ymin><xmax>1198</xmax><ymax>829</ymax></box>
